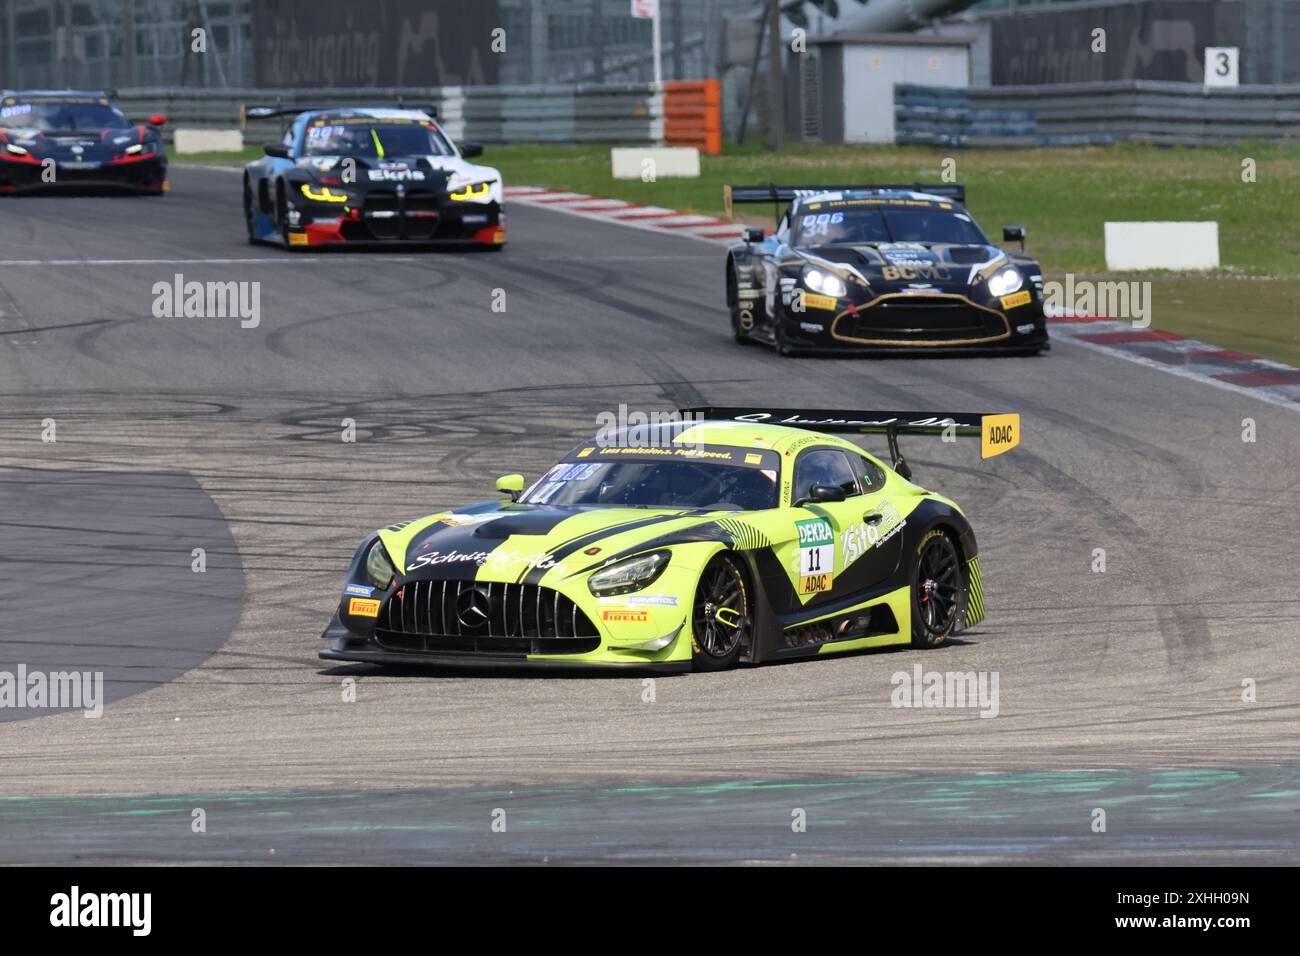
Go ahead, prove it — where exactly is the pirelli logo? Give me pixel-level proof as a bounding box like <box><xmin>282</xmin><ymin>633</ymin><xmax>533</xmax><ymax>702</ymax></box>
<box><xmin>601</xmin><ymin>609</ymin><xmax>649</xmax><ymax>623</ymax></box>
<box><xmin>348</xmin><ymin>597</ymin><xmax>381</xmax><ymax>617</ymax></box>
<box><xmin>800</xmin><ymin>292</ymin><xmax>838</xmax><ymax>311</ymax></box>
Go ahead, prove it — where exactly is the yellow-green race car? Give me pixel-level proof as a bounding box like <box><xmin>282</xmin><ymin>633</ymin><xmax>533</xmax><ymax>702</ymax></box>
<box><xmin>319</xmin><ymin>406</ymin><xmax>1020</xmax><ymax>672</ymax></box>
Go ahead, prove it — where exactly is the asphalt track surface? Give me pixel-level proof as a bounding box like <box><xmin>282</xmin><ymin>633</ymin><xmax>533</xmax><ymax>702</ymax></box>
<box><xmin>0</xmin><ymin>166</ymin><xmax>1296</xmax><ymax>864</ymax></box>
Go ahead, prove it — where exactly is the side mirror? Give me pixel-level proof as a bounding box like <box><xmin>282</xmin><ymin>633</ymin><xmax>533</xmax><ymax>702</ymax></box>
<box><xmin>1002</xmin><ymin>225</ymin><xmax>1025</xmax><ymax>251</ymax></box>
<box><xmin>496</xmin><ymin>473</ymin><xmax>525</xmax><ymax>501</ymax></box>
<box><xmin>744</xmin><ymin>227</ymin><xmax>765</xmax><ymax>244</ymax></box>
<box><xmin>147</xmin><ymin>113</ymin><xmax>167</xmax><ymax>127</ymax></box>
<box><xmin>263</xmin><ymin>143</ymin><xmax>291</xmax><ymax>159</ymax></box>
<box><xmin>794</xmin><ymin>483</ymin><xmax>847</xmax><ymax>508</ymax></box>
<box><xmin>459</xmin><ymin>141</ymin><xmax>484</xmax><ymax>159</ymax></box>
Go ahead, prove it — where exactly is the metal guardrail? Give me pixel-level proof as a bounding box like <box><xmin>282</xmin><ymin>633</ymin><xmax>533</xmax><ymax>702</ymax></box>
<box><xmin>896</xmin><ymin>81</ymin><xmax>1300</xmax><ymax>146</ymax></box>
<box><xmin>894</xmin><ymin>85</ymin><xmax>1035</xmax><ymax>147</ymax></box>
<box><xmin>112</xmin><ymin>85</ymin><xmax>663</xmax><ymax>147</ymax></box>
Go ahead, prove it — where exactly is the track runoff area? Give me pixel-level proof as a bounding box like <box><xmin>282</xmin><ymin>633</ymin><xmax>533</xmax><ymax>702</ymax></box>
<box><xmin>0</xmin><ymin>165</ymin><xmax>1292</xmax><ymax>925</ymax></box>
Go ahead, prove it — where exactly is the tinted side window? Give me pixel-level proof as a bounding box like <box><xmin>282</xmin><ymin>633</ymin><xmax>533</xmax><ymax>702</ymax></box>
<box><xmin>849</xmin><ymin>454</ymin><xmax>887</xmax><ymax>494</ymax></box>
<box><xmin>793</xmin><ymin>448</ymin><xmax>857</xmax><ymax>501</ymax></box>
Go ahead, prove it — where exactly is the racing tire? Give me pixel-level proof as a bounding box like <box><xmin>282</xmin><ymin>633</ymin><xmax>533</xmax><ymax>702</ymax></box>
<box><xmin>275</xmin><ymin>182</ymin><xmax>300</xmax><ymax>251</ymax></box>
<box><xmin>774</xmin><ymin>320</ymin><xmax>798</xmax><ymax>357</ymax></box>
<box><xmin>243</xmin><ymin>178</ymin><xmax>258</xmax><ymax>245</ymax></box>
<box><xmin>910</xmin><ymin>529</ymin><xmax>962</xmax><ymax>648</ymax></box>
<box><xmin>691</xmin><ymin>554</ymin><xmax>751</xmax><ymax>671</ymax></box>
<box><xmin>727</xmin><ymin>264</ymin><xmax>752</xmax><ymax>344</ymax></box>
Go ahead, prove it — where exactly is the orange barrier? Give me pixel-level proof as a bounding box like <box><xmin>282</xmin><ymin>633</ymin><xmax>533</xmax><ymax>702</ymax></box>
<box><xmin>663</xmin><ymin>79</ymin><xmax>722</xmax><ymax>155</ymax></box>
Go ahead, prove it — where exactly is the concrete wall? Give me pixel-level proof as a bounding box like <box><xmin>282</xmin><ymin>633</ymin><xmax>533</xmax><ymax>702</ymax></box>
<box><xmin>839</xmin><ymin>43</ymin><xmax>970</xmax><ymax>143</ymax></box>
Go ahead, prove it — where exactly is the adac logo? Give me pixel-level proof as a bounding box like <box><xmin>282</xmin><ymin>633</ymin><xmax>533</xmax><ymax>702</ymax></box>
<box><xmin>980</xmin><ymin>413</ymin><xmax>1020</xmax><ymax>459</ymax></box>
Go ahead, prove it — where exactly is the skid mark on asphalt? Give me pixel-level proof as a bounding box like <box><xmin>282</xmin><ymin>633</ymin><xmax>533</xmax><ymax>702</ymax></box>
<box><xmin>260</xmin><ymin>265</ymin><xmax>461</xmax><ymax>360</ymax></box>
<box><xmin>2</xmin><ymin>170</ymin><xmax>1295</xmax><ymax>803</ymax></box>
<box><xmin>0</xmin><ymin>256</ymin><xmax>436</xmax><ymax>266</ymax></box>
<box><xmin>0</xmin><ymin>274</ymin><xmax>37</xmax><ymax>350</ymax></box>
<box><xmin>944</xmin><ymin>374</ymin><xmax>1219</xmax><ymax>669</ymax></box>
<box><xmin>1</xmin><ymin>767</ymin><xmax>1294</xmax><ymax>864</ymax></box>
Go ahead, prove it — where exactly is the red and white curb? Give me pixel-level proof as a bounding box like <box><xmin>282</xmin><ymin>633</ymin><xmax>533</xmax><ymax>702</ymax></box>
<box><xmin>506</xmin><ymin>186</ymin><xmax>744</xmax><ymax>244</ymax></box>
<box><xmin>508</xmin><ymin>185</ymin><xmax>1298</xmax><ymax>409</ymax></box>
<box><xmin>1047</xmin><ymin>311</ymin><xmax>1300</xmax><ymax>409</ymax></box>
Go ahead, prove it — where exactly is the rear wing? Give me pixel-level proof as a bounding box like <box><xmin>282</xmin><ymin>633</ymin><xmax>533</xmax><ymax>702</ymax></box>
<box><xmin>241</xmin><ymin>101</ymin><xmax>438</xmax><ymax>131</ymax></box>
<box><xmin>680</xmin><ymin>406</ymin><xmax>1019</xmax><ymax>478</ymax></box>
<box><xmin>241</xmin><ymin>103</ymin><xmax>318</xmax><ymax>134</ymax></box>
<box><xmin>724</xmin><ymin>182</ymin><xmax>965</xmax><ymax>219</ymax></box>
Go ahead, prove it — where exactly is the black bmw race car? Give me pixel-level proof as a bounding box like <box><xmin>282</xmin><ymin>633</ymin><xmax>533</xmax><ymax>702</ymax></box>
<box><xmin>0</xmin><ymin>90</ymin><xmax>168</xmax><ymax>194</ymax></box>
<box><xmin>724</xmin><ymin>184</ymin><xmax>1049</xmax><ymax>356</ymax></box>
<box><xmin>242</xmin><ymin>105</ymin><xmax>504</xmax><ymax>249</ymax></box>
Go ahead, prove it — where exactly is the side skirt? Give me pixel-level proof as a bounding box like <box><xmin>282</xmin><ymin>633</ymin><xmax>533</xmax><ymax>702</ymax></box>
<box><xmin>766</xmin><ymin>585</ymin><xmax>911</xmax><ymax>660</ymax></box>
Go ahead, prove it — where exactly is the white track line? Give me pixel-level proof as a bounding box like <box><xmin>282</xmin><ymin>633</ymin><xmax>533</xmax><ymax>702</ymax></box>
<box><xmin>0</xmin><ymin>257</ymin><xmax>432</xmax><ymax>266</ymax></box>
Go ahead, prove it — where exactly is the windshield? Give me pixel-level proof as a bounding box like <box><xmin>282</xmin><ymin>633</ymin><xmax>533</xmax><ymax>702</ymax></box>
<box><xmin>793</xmin><ymin>207</ymin><xmax>988</xmax><ymax>246</ymax></box>
<box><xmin>520</xmin><ymin>460</ymin><xmax>779</xmax><ymax>511</ymax></box>
<box><xmin>0</xmin><ymin>99</ymin><xmax>131</xmax><ymax>130</ymax></box>
<box><xmin>302</xmin><ymin>120</ymin><xmax>454</xmax><ymax>157</ymax></box>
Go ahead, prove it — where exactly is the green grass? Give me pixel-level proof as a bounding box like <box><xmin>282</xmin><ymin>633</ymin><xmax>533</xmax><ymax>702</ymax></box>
<box><xmin>176</xmin><ymin>141</ymin><xmax>1300</xmax><ymax>365</ymax></box>
<box><xmin>173</xmin><ymin>147</ymin><xmax>262</xmax><ymax>165</ymax></box>
<box><xmin>1146</xmin><ymin>278</ymin><xmax>1300</xmax><ymax>367</ymax></box>
<box><xmin>486</xmin><ymin>142</ymin><xmax>1300</xmax><ymax>278</ymax></box>
<box><xmin>487</xmin><ymin>142</ymin><xmax>1300</xmax><ymax>364</ymax></box>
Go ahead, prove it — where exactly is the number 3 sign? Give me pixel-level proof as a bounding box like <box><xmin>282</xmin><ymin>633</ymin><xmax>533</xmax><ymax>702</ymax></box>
<box><xmin>1204</xmin><ymin>47</ymin><xmax>1239</xmax><ymax>88</ymax></box>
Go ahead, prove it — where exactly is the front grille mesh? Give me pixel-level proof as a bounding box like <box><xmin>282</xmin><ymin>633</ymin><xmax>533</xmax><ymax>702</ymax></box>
<box><xmin>360</xmin><ymin>189</ymin><xmax>440</xmax><ymax>240</ymax></box>
<box><xmin>837</xmin><ymin>298</ymin><xmax>1006</xmax><ymax>343</ymax></box>
<box><xmin>375</xmin><ymin>579</ymin><xmax>600</xmax><ymax>656</ymax></box>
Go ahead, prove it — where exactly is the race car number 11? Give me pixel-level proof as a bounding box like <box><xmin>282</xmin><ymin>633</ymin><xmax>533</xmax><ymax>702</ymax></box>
<box><xmin>797</xmin><ymin>518</ymin><xmax>835</xmax><ymax>593</ymax></box>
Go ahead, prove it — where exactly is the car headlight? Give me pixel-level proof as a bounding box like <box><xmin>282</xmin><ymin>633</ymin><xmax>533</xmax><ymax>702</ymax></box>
<box><xmin>4</xmin><ymin>143</ymin><xmax>28</xmax><ymax>155</ymax></box>
<box><xmin>449</xmin><ymin>181</ymin><xmax>493</xmax><ymax>202</ymax></box>
<box><xmin>588</xmin><ymin>550</ymin><xmax>671</xmax><ymax>596</ymax></box>
<box><xmin>987</xmin><ymin>266</ymin><xmax>1023</xmax><ymax>297</ymax></box>
<box><xmin>802</xmin><ymin>267</ymin><xmax>847</xmax><ymax>299</ymax></box>
<box><xmin>365</xmin><ymin>540</ymin><xmax>398</xmax><ymax>589</ymax></box>
<box><xmin>300</xmin><ymin>183</ymin><xmax>350</xmax><ymax>203</ymax></box>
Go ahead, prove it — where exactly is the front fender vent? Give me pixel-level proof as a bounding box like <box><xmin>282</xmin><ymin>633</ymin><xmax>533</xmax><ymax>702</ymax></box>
<box><xmin>716</xmin><ymin>518</ymin><xmax>770</xmax><ymax>551</ymax></box>
<box><xmin>961</xmin><ymin>557</ymin><xmax>985</xmax><ymax>629</ymax></box>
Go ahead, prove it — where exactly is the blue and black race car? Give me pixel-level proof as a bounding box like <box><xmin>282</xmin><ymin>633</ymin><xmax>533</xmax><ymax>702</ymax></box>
<box><xmin>242</xmin><ymin>105</ymin><xmax>505</xmax><ymax>249</ymax></box>
<box><xmin>0</xmin><ymin>90</ymin><xmax>168</xmax><ymax>194</ymax></box>
<box><xmin>724</xmin><ymin>183</ymin><xmax>1049</xmax><ymax>356</ymax></box>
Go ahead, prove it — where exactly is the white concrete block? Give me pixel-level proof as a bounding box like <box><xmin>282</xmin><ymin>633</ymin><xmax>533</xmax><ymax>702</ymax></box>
<box><xmin>173</xmin><ymin>128</ymin><xmax>245</xmax><ymax>154</ymax></box>
<box><xmin>1104</xmin><ymin>221</ymin><xmax>1220</xmax><ymax>271</ymax></box>
<box><xmin>611</xmin><ymin>146</ymin><xmax>700</xmax><ymax>180</ymax></box>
